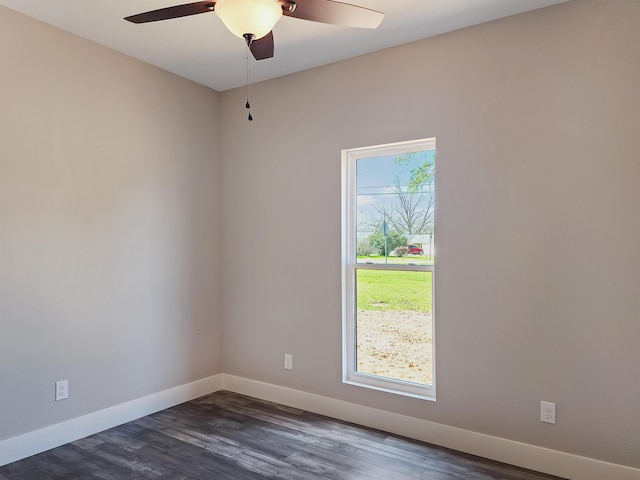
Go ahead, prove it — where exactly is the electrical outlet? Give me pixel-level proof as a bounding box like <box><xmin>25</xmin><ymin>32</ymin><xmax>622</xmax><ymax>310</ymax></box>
<box><xmin>540</xmin><ymin>401</ymin><xmax>556</xmax><ymax>424</ymax></box>
<box><xmin>284</xmin><ymin>353</ymin><xmax>293</xmax><ymax>370</ymax></box>
<box><xmin>55</xmin><ymin>380</ymin><xmax>69</xmax><ymax>401</ymax></box>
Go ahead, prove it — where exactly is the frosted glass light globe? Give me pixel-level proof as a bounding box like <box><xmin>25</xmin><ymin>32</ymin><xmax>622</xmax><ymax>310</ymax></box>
<box><xmin>216</xmin><ymin>0</ymin><xmax>282</xmax><ymax>40</ymax></box>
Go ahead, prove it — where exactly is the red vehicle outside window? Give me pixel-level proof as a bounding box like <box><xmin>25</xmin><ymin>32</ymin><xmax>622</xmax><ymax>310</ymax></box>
<box><xmin>407</xmin><ymin>245</ymin><xmax>424</xmax><ymax>255</ymax></box>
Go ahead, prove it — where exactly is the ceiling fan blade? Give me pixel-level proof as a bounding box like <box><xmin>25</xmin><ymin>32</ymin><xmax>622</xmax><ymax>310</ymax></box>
<box><xmin>250</xmin><ymin>32</ymin><xmax>275</xmax><ymax>60</ymax></box>
<box><xmin>124</xmin><ymin>1</ymin><xmax>216</xmax><ymax>24</ymax></box>
<box><xmin>283</xmin><ymin>0</ymin><xmax>384</xmax><ymax>29</ymax></box>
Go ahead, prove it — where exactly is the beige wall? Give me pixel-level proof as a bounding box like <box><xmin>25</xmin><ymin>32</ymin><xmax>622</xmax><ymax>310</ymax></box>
<box><xmin>219</xmin><ymin>0</ymin><xmax>640</xmax><ymax>469</ymax></box>
<box><xmin>0</xmin><ymin>7</ymin><xmax>222</xmax><ymax>439</ymax></box>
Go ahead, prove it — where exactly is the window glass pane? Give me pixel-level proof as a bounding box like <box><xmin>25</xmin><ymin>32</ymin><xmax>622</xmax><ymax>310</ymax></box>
<box><xmin>356</xmin><ymin>150</ymin><xmax>435</xmax><ymax>266</ymax></box>
<box><xmin>355</xmin><ymin>269</ymin><xmax>433</xmax><ymax>387</ymax></box>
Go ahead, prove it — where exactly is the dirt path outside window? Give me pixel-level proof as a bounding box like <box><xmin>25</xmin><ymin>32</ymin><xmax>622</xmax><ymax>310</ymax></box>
<box><xmin>356</xmin><ymin>309</ymin><xmax>433</xmax><ymax>386</ymax></box>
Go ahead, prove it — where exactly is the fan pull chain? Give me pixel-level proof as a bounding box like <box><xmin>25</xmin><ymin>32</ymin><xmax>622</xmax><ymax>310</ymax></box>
<box><xmin>245</xmin><ymin>43</ymin><xmax>253</xmax><ymax>122</ymax></box>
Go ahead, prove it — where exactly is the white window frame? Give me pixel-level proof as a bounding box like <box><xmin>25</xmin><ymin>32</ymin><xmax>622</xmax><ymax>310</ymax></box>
<box><xmin>341</xmin><ymin>138</ymin><xmax>436</xmax><ymax>401</ymax></box>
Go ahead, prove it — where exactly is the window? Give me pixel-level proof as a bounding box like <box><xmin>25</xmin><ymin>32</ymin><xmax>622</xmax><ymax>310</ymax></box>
<box><xmin>342</xmin><ymin>138</ymin><xmax>436</xmax><ymax>400</ymax></box>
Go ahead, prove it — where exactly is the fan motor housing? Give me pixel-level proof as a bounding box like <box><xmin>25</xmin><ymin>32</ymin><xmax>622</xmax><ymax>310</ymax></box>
<box><xmin>278</xmin><ymin>0</ymin><xmax>297</xmax><ymax>13</ymax></box>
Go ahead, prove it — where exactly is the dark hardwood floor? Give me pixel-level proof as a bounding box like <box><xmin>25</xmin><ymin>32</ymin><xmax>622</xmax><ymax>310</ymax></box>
<box><xmin>0</xmin><ymin>391</ymin><xmax>565</xmax><ymax>480</ymax></box>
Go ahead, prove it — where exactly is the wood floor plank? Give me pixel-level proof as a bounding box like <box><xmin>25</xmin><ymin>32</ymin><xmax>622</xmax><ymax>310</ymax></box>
<box><xmin>23</xmin><ymin>451</ymin><xmax>100</xmax><ymax>480</ymax></box>
<box><xmin>194</xmin><ymin>451</ymin><xmax>272</xmax><ymax>480</ymax></box>
<box><xmin>0</xmin><ymin>391</ymin><xmax>566</xmax><ymax>480</ymax></box>
<box><xmin>283</xmin><ymin>451</ymin><xmax>379</xmax><ymax>480</ymax></box>
<box><xmin>93</xmin><ymin>428</ymin><xmax>149</xmax><ymax>452</ymax></box>
<box><xmin>0</xmin><ymin>460</ymin><xmax>57</xmax><ymax>480</ymax></box>
<box><xmin>49</xmin><ymin>444</ymin><xmax>151</xmax><ymax>480</ymax></box>
<box><xmin>134</xmin><ymin>444</ymin><xmax>238</xmax><ymax>480</ymax></box>
<box><xmin>73</xmin><ymin>439</ymin><xmax>196</xmax><ymax>480</ymax></box>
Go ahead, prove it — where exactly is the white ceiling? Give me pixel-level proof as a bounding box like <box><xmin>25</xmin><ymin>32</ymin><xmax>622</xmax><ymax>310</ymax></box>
<box><xmin>1</xmin><ymin>0</ymin><xmax>567</xmax><ymax>91</ymax></box>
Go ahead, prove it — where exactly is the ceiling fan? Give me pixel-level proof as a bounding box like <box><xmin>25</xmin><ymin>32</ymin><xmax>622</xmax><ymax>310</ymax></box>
<box><xmin>125</xmin><ymin>0</ymin><xmax>385</xmax><ymax>60</ymax></box>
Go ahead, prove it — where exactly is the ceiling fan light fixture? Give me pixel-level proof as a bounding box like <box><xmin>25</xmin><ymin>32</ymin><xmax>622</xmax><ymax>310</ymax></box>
<box><xmin>216</xmin><ymin>0</ymin><xmax>282</xmax><ymax>40</ymax></box>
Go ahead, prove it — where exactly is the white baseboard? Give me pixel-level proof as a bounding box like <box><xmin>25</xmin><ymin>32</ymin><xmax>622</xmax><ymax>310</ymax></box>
<box><xmin>0</xmin><ymin>374</ymin><xmax>223</xmax><ymax>467</ymax></box>
<box><xmin>2</xmin><ymin>373</ymin><xmax>637</xmax><ymax>480</ymax></box>
<box><xmin>221</xmin><ymin>374</ymin><xmax>640</xmax><ymax>480</ymax></box>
